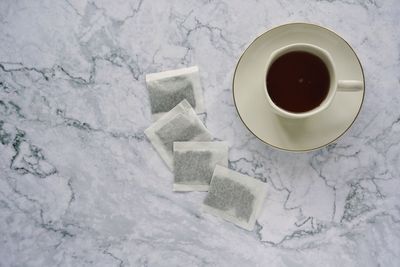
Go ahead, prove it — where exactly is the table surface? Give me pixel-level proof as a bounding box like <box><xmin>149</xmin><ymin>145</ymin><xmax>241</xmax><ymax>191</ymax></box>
<box><xmin>1</xmin><ymin>0</ymin><xmax>399</xmax><ymax>266</ymax></box>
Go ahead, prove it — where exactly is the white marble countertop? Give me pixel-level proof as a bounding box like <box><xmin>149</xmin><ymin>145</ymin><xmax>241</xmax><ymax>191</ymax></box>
<box><xmin>1</xmin><ymin>0</ymin><xmax>399</xmax><ymax>266</ymax></box>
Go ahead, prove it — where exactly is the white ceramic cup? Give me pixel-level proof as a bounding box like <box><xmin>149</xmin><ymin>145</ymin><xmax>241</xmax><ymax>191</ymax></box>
<box><xmin>264</xmin><ymin>43</ymin><xmax>363</xmax><ymax>119</ymax></box>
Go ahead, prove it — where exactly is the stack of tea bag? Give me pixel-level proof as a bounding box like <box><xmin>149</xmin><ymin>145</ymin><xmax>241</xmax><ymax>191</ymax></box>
<box><xmin>144</xmin><ymin>66</ymin><xmax>267</xmax><ymax>231</ymax></box>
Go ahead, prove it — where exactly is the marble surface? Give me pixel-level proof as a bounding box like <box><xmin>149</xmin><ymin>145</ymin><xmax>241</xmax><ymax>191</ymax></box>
<box><xmin>0</xmin><ymin>0</ymin><xmax>399</xmax><ymax>266</ymax></box>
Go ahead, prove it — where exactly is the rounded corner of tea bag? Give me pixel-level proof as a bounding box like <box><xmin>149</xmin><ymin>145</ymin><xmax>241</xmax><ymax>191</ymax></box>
<box><xmin>144</xmin><ymin>73</ymin><xmax>152</xmax><ymax>82</ymax></box>
<box><xmin>187</xmin><ymin>65</ymin><xmax>199</xmax><ymax>73</ymax></box>
<box><xmin>243</xmin><ymin>223</ymin><xmax>255</xmax><ymax>232</ymax></box>
<box><xmin>179</xmin><ymin>99</ymin><xmax>192</xmax><ymax>110</ymax></box>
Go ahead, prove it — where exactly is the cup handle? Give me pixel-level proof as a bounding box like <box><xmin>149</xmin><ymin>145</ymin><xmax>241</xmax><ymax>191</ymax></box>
<box><xmin>337</xmin><ymin>80</ymin><xmax>363</xmax><ymax>91</ymax></box>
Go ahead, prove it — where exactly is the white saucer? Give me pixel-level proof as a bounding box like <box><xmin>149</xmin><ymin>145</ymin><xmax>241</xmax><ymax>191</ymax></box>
<box><xmin>233</xmin><ymin>23</ymin><xmax>365</xmax><ymax>152</ymax></box>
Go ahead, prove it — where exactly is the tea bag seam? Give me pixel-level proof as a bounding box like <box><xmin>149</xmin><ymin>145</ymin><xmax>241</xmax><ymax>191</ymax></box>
<box><xmin>146</xmin><ymin>66</ymin><xmax>199</xmax><ymax>81</ymax></box>
<box><xmin>172</xmin><ymin>184</ymin><xmax>210</xmax><ymax>192</ymax></box>
<box><xmin>173</xmin><ymin>141</ymin><xmax>229</xmax><ymax>151</ymax></box>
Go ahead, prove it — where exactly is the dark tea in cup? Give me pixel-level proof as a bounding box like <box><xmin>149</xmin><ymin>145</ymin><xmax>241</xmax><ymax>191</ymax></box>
<box><xmin>266</xmin><ymin>51</ymin><xmax>330</xmax><ymax>113</ymax></box>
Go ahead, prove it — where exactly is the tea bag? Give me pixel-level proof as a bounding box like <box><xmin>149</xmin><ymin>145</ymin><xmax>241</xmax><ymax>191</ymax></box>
<box><xmin>173</xmin><ymin>141</ymin><xmax>228</xmax><ymax>192</ymax></box>
<box><xmin>144</xmin><ymin>99</ymin><xmax>212</xmax><ymax>169</ymax></box>
<box><xmin>146</xmin><ymin>66</ymin><xmax>205</xmax><ymax>120</ymax></box>
<box><xmin>202</xmin><ymin>165</ymin><xmax>267</xmax><ymax>231</ymax></box>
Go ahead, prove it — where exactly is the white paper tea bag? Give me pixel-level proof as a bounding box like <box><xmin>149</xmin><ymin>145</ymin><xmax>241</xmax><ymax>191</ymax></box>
<box><xmin>202</xmin><ymin>165</ymin><xmax>267</xmax><ymax>231</ymax></box>
<box><xmin>146</xmin><ymin>66</ymin><xmax>205</xmax><ymax>121</ymax></box>
<box><xmin>173</xmin><ymin>141</ymin><xmax>228</xmax><ymax>192</ymax></box>
<box><xmin>144</xmin><ymin>99</ymin><xmax>212</xmax><ymax>170</ymax></box>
